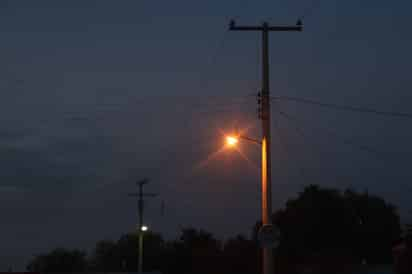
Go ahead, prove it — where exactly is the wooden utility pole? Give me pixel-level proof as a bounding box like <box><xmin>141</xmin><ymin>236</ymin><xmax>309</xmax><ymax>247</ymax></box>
<box><xmin>229</xmin><ymin>20</ymin><xmax>302</xmax><ymax>274</ymax></box>
<box><xmin>129</xmin><ymin>178</ymin><xmax>158</xmax><ymax>274</ymax></box>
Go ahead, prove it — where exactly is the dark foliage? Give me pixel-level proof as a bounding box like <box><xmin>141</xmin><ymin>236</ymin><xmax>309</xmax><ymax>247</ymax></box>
<box><xmin>26</xmin><ymin>185</ymin><xmax>401</xmax><ymax>274</ymax></box>
<box><xmin>162</xmin><ymin>228</ymin><xmax>223</xmax><ymax>274</ymax></box>
<box><xmin>88</xmin><ymin>232</ymin><xmax>165</xmax><ymax>272</ymax></box>
<box><xmin>27</xmin><ymin>248</ymin><xmax>87</xmax><ymax>272</ymax></box>
<box><xmin>222</xmin><ymin>235</ymin><xmax>259</xmax><ymax>274</ymax></box>
<box><xmin>273</xmin><ymin>185</ymin><xmax>401</xmax><ymax>273</ymax></box>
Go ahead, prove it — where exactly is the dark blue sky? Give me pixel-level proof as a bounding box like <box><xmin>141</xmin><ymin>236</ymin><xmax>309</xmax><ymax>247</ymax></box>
<box><xmin>1</xmin><ymin>0</ymin><xmax>412</xmax><ymax>270</ymax></box>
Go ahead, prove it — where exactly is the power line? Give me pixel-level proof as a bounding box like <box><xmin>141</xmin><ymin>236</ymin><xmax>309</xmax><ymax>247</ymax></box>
<box><xmin>271</xmin><ymin>95</ymin><xmax>412</xmax><ymax>119</ymax></box>
<box><xmin>276</xmin><ymin>110</ymin><xmax>412</xmax><ymax>196</ymax></box>
<box><xmin>274</xmin><ymin>110</ymin><xmax>326</xmax><ymax>184</ymax></box>
<box><xmin>65</xmin><ymin>94</ymin><xmax>255</xmax><ymax>121</ymax></box>
<box><xmin>277</xmin><ymin>110</ymin><xmax>387</xmax><ymax>160</ymax></box>
<box><xmin>272</xmin><ymin>110</ymin><xmax>312</xmax><ymax>188</ymax></box>
<box><xmin>274</xmin><ymin>110</ymin><xmax>371</xmax><ymax>189</ymax></box>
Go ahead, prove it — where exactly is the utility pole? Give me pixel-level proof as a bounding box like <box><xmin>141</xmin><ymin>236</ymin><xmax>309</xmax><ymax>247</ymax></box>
<box><xmin>229</xmin><ymin>20</ymin><xmax>302</xmax><ymax>274</ymax></box>
<box><xmin>129</xmin><ymin>178</ymin><xmax>158</xmax><ymax>274</ymax></box>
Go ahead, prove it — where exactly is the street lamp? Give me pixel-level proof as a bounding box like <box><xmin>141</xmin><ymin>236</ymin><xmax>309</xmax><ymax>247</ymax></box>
<box><xmin>225</xmin><ymin>135</ymin><xmax>239</xmax><ymax>147</ymax></box>
<box><xmin>225</xmin><ymin>134</ymin><xmax>261</xmax><ymax>146</ymax></box>
<box><xmin>224</xmin><ymin>133</ymin><xmax>275</xmax><ymax>273</ymax></box>
<box><xmin>138</xmin><ymin>225</ymin><xmax>148</xmax><ymax>274</ymax></box>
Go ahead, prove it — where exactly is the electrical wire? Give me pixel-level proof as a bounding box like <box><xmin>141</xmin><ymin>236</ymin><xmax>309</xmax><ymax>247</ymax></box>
<box><xmin>277</xmin><ymin>110</ymin><xmax>387</xmax><ymax>160</ymax></box>
<box><xmin>271</xmin><ymin>96</ymin><xmax>412</xmax><ymax>119</ymax></box>
<box><xmin>276</xmin><ymin>110</ymin><xmax>412</xmax><ymax>196</ymax></box>
<box><xmin>272</xmin><ymin>110</ymin><xmax>313</xmax><ymax>189</ymax></box>
<box><xmin>274</xmin><ymin>110</ymin><xmax>365</xmax><ymax>189</ymax></box>
<box><xmin>64</xmin><ymin>94</ymin><xmax>254</xmax><ymax>120</ymax></box>
<box><xmin>274</xmin><ymin>110</ymin><xmax>327</xmax><ymax>185</ymax></box>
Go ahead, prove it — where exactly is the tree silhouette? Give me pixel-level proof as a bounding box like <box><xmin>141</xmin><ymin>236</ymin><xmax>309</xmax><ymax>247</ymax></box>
<box><xmin>273</xmin><ymin>185</ymin><xmax>401</xmax><ymax>273</ymax></box>
<box><xmin>162</xmin><ymin>228</ymin><xmax>223</xmax><ymax>274</ymax></box>
<box><xmin>27</xmin><ymin>248</ymin><xmax>87</xmax><ymax>272</ymax></box>
<box><xmin>89</xmin><ymin>240</ymin><xmax>120</xmax><ymax>271</ymax></box>
<box><xmin>89</xmin><ymin>232</ymin><xmax>164</xmax><ymax>272</ymax></box>
<box><xmin>25</xmin><ymin>185</ymin><xmax>400</xmax><ymax>274</ymax></box>
<box><xmin>222</xmin><ymin>235</ymin><xmax>259</xmax><ymax>274</ymax></box>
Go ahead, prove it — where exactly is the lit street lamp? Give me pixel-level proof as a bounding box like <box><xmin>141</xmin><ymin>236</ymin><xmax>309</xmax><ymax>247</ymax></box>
<box><xmin>138</xmin><ymin>225</ymin><xmax>149</xmax><ymax>274</ymax></box>
<box><xmin>225</xmin><ymin>133</ymin><xmax>276</xmax><ymax>273</ymax></box>
<box><xmin>225</xmin><ymin>135</ymin><xmax>239</xmax><ymax>147</ymax></box>
<box><xmin>129</xmin><ymin>179</ymin><xmax>158</xmax><ymax>274</ymax></box>
<box><xmin>225</xmin><ymin>134</ymin><xmax>261</xmax><ymax>146</ymax></box>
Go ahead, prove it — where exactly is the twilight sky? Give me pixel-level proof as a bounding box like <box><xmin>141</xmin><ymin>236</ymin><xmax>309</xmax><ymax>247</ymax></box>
<box><xmin>1</xmin><ymin>0</ymin><xmax>412</xmax><ymax>270</ymax></box>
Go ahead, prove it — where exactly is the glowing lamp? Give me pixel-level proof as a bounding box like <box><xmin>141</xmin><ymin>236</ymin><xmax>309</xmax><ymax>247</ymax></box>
<box><xmin>226</xmin><ymin>135</ymin><xmax>239</xmax><ymax>147</ymax></box>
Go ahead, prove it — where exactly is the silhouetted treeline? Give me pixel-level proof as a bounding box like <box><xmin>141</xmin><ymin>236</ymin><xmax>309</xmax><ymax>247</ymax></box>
<box><xmin>394</xmin><ymin>233</ymin><xmax>412</xmax><ymax>274</ymax></box>
<box><xmin>27</xmin><ymin>229</ymin><xmax>258</xmax><ymax>274</ymax></box>
<box><xmin>269</xmin><ymin>185</ymin><xmax>401</xmax><ymax>273</ymax></box>
<box><xmin>27</xmin><ymin>185</ymin><xmax>403</xmax><ymax>274</ymax></box>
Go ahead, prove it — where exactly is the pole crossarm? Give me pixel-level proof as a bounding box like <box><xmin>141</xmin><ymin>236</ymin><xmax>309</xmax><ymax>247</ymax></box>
<box><xmin>229</xmin><ymin>20</ymin><xmax>303</xmax><ymax>32</ymax></box>
<box><xmin>128</xmin><ymin>193</ymin><xmax>158</xmax><ymax>197</ymax></box>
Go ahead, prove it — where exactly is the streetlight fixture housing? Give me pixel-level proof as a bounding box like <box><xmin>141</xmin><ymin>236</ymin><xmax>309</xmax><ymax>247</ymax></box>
<box><xmin>225</xmin><ymin>135</ymin><xmax>239</xmax><ymax>147</ymax></box>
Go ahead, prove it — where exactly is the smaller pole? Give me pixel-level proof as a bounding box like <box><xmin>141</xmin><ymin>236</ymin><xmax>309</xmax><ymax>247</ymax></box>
<box><xmin>138</xmin><ymin>232</ymin><xmax>144</xmax><ymax>274</ymax></box>
<box><xmin>138</xmin><ymin>180</ymin><xmax>145</xmax><ymax>274</ymax></box>
<box><xmin>128</xmin><ymin>178</ymin><xmax>157</xmax><ymax>274</ymax></box>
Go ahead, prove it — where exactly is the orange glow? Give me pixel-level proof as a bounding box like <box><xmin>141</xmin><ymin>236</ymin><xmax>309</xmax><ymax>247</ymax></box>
<box><xmin>194</xmin><ymin>146</ymin><xmax>226</xmax><ymax>170</ymax></box>
<box><xmin>236</xmin><ymin>146</ymin><xmax>259</xmax><ymax>171</ymax></box>
<box><xmin>225</xmin><ymin>135</ymin><xmax>239</xmax><ymax>147</ymax></box>
<box><xmin>261</xmin><ymin>138</ymin><xmax>269</xmax><ymax>224</ymax></box>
